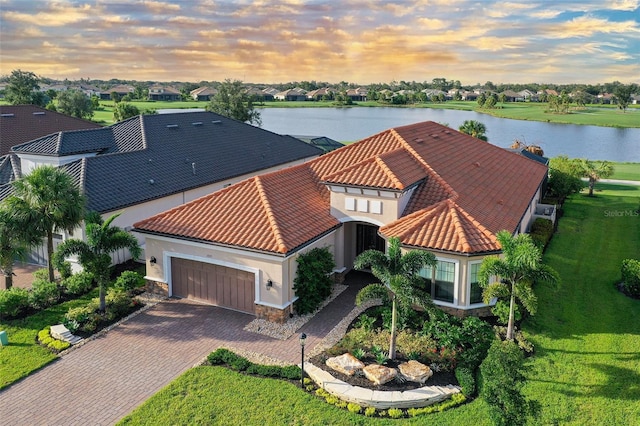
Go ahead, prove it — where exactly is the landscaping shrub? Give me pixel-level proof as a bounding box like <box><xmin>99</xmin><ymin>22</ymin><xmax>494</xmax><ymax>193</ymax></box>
<box><xmin>0</xmin><ymin>287</ymin><xmax>30</xmax><ymax>318</ymax></box>
<box><xmin>455</xmin><ymin>366</ymin><xmax>476</xmax><ymax>397</ymax></box>
<box><xmin>347</xmin><ymin>403</ymin><xmax>361</xmax><ymax>414</ymax></box>
<box><xmin>61</xmin><ymin>272</ymin><xmax>94</xmax><ymax>296</ymax></box>
<box><xmin>491</xmin><ymin>300</ymin><xmax>521</xmax><ymax>325</ymax></box>
<box><xmin>37</xmin><ymin>327</ymin><xmax>71</xmax><ymax>352</ymax></box>
<box><xmin>114</xmin><ymin>270</ymin><xmax>145</xmax><ymax>293</ymax></box>
<box><xmin>364</xmin><ymin>407</ymin><xmax>376</xmax><ymax>417</ymax></box>
<box><xmin>104</xmin><ymin>288</ymin><xmax>133</xmax><ymax>320</ymax></box>
<box><xmin>621</xmin><ymin>259</ymin><xmax>640</xmax><ymax>298</ymax></box>
<box><xmin>354</xmin><ymin>313</ymin><xmax>376</xmax><ymax>331</ymax></box>
<box><xmin>479</xmin><ymin>340</ymin><xmax>539</xmax><ymax>426</ymax></box>
<box><xmin>530</xmin><ymin>218</ymin><xmax>554</xmax><ymax>249</ymax></box>
<box><xmin>28</xmin><ymin>279</ymin><xmax>61</xmax><ymax>310</ymax></box>
<box><xmin>206</xmin><ymin>349</ymin><xmax>302</xmax><ymax>380</ymax></box>
<box><xmin>33</xmin><ymin>269</ymin><xmax>50</xmax><ymax>281</ymax></box>
<box><xmin>292</xmin><ymin>247</ymin><xmax>335</xmax><ymax>315</ymax></box>
<box><xmin>387</xmin><ymin>408</ymin><xmax>404</xmax><ymax>419</ymax></box>
<box><xmin>57</xmin><ymin>261</ymin><xmax>72</xmax><ymax>280</ymax></box>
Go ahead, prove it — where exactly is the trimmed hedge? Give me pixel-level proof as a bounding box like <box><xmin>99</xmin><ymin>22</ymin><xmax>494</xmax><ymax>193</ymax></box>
<box><xmin>621</xmin><ymin>259</ymin><xmax>640</xmax><ymax>298</ymax></box>
<box><xmin>530</xmin><ymin>218</ymin><xmax>554</xmax><ymax>250</ymax></box>
<box><xmin>0</xmin><ymin>287</ymin><xmax>30</xmax><ymax>318</ymax></box>
<box><xmin>207</xmin><ymin>348</ymin><xmax>301</xmax><ymax>379</ymax></box>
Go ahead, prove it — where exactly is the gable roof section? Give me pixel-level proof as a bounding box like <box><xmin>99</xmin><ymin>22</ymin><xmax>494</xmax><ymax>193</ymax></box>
<box><xmin>0</xmin><ymin>105</ymin><xmax>101</xmax><ymax>156</ymax></box>
<box><xmin>135</xmin><ymin>121</ymin><xmax>548</xmax><ymax>255</ymax></box>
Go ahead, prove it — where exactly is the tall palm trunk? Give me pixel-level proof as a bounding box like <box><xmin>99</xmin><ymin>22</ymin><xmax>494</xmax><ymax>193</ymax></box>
<box><xmin>389</xmin><ymin>295</ymin><xmax>398</xmax><ymax>360</ymax></box>
<box><xmin>98</xmin><ymin>276</ymin><xmax>107</xmax><ymax>313</ymax></box>
<box><xmin>588</xmin><ymin>179</ymin><xmax>596</xmax><ymax>196</ymax></box>
<box><xmin>46</xmin><ymin>230</ymin><xmax>55</xmax><ymax>282</ymax></box>
<box><xmin>507</xmin><ymin>282</ymin><xmax>516</xmax><ymax>340</ymax></box>
<box><xmin>2</xmin><ymin>272</ymin><xmax>13</xmax><ymax>290</ymax></box>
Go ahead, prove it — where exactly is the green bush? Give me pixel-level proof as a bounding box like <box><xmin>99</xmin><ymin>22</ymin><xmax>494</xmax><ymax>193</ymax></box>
<box><xmin>114</xmin><ymin>271</ymin><xmax>145</xmax><ymax>292</ymax></box>
<box><xmin>530</xmin><ymin>218</ymin><xmax>554</xmax><ymax>249</ymax></box>
<box><xmin>491</xmin><ymin>300</ymin><xmax>521</xmax><ymax>325</ymax></box>
<box><xmin>0</xmin><ymin>287</ymin><xmax>30</xmax><ymax>318</ymax></box>
<box><xmin>65</xmin><ymin>305</ymin><xmax>93</xmax><ymax>324</ymax></box>
<box><xmin>37</xmin><ymin>327</ymin><xmax>54</xmax><ymax>345</ymax></box>
<box><xmin>33</xmin><ymin>269</ymin><xmax>50</xmax><ymax>281</ymax></box>
<box><xmin>293</xmin><ymin>247</ymin><xmax>335</xmax><ymax>315</ymax></box>
<box><xmin>62</xmin><ymin>272</ymin><xmax>94</xmax><ymax>296</ymax></box>
<box><xmin>57</xmin><ymin>261</ymin><xmax>72</xmax><ymax>280</ymax></box>
<box><xmin>347</xmin><ymin>403</ymin><xmax>361</xmax><ymax>414</ymax></box>
<box><xmin>28</xmin><ymin>279</ymin><xmax>61</xmax><ymax>310</ymax></box>
<box><xmin>455</xmin><ymin>366</ymin><xmax>476</xmax><ymax>397</ymax></box>
<box><xmin>480</xmin><ymin>340</ymin><xmax>538</xmax><ymax>426</ymax></box>
<box><xmin>207</xmin><ymin>348</ymin><xmax>239</xmax><ymax>365</ymax></box>
<box><xmin>387</xmin><ymin>408</ymin><xmax>404</xmax><ymax>419</ymax></box>
<box><xmin>105</xmin><ymin>288</ymin><xmax>133</xmax><ymax>320</ymax></box>
<box><xmin>354</xmin><ymin>314</ymin><xmax>376</xmax><ymax>331</ymax></box>
<box><xmin>364</xmin><ymin>407</ymin><xmax>376</xmax><ymax>417</ymax></box>
<box><xmin>621</xmin><ymin>259</ymin><xmax>640</xmax><ymax>298</ymax></box>
<box><xmin>279</xmin><ymin>365</ymin><xmax>302</xmax><ymax>380</ymax></box>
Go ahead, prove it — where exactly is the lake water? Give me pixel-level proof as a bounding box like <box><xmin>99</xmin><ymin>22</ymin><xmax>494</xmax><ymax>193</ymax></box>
<box><xmin>257</xmin><ymin>107</ymin><xmax>640</xmax><ymax>162</ymax></box>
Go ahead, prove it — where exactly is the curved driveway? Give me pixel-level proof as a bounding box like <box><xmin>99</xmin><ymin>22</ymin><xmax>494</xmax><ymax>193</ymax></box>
<box><xmin>0</xmin><ymin>275</ymin><xmax>367</xmax><ymax>425</ymax></box>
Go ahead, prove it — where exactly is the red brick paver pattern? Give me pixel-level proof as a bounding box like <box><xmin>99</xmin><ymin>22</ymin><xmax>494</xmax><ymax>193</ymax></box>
<box><xmin>0</xmin><ymin>273</ymin><xmax>368</xmax><ymax>425</ymax></box>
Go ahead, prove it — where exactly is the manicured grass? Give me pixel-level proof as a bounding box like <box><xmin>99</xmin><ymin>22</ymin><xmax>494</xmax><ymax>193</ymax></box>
<box><xmin>609</xmin><ymin>163</ymin><xmax>640</xmax><ymax>181</ymax></box>
<box><xmin>524</xmin><ymin>188</ymin><xmax>640</xmax><ymax>425</ymax></box>
<box><xmin>118</xmin><ymin>366</ymin><xmax>493</xmax><ymax>425</ymax></box>
<box><xmin>0</xmin><ymin>288</ymin><xmax>99</xmax><ymax>389</ymax></box>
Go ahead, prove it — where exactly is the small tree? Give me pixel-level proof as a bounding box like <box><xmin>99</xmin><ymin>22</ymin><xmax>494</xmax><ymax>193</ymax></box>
<box><xmin>206</xmin><ymin>79</ymin><xmax>261</xmax><ymax>125</ymax></box>
<box><xmin>354</xmin><ymin>236</ymin><xmax>436</xmax><ymax>359</ymax></box>
<box><xmin>0</xmin><ymin>205</ymin><xmax>42</xmax><ymax>289</ymax></box>
<box><xmin>613</xmin><ymin>84</ymin><xmax>635</xmax><ymax>112</ymax></box>
<box><xmin>459</xmin><ymin>120</ymin><xmax>488</xmax><ymax>141</ymax></box>
<box><xmin>53</xmin><ymin>212</ymin><xmax>140</xmax><ymax>312</ymax></box>
<box><xmin>5</xmin><ymin>69</ymin><xmax>45</xmax><ymax>106</ymax></box>
<box><xmin>56</xmin><ymin>89</ymin><xmax>95</xmax><ymax>119</ymax></box>
<box><xmin>479</xmin><ymin>340</ymin><xmax>539</xmax><ymax>426</ymax></box>
<box><xmin>479</xmin><ymin>231</ymin><xmax>559</xmax><ymax>341</ymax></box>
<box><xmin>548</xmin><ymin>155</ymin><xmax>584</xmax><ymax>202</ymax></box>
<box><xmin>113</xmin><ymin>102</ymin><xmax>140</xmax><ymax>122</ymax></box>
<box><xmin>292</xmin><ymin>247</ymin><xmax>335</xmax><ymax>315</ymax></box>
<box><xmin>580</xmin><ymin>159</ymin><xmax>614</xmax><ymax>196</ymax></box>
<box><xmin>6</xmin><ymin>166</ymin><xmax>85</xmax><ymax>282</ymax></box>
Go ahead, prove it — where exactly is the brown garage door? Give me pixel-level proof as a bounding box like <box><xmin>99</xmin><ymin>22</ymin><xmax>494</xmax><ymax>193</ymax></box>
<box><xmin>171</xmin><ymin>258</ymin><xmax>255</xmax><ymax>314</ymax></box>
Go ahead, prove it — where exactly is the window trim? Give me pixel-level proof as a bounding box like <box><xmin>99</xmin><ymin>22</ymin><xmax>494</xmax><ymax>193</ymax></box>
<box><xmin>467</xmin><ymin>259</ymin><xmax>486</xmax><ymax>307</ymax></box>
<box><xmin>421</xmin><ymin>256</ymin><xmax>459</xmax><ymax>307</ymax></box>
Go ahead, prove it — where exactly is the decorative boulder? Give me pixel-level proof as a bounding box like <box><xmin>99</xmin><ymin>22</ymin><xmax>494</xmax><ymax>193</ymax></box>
<box><xmin>398</xmin><ymin>360</ymin><xmax>433</xmax><ymax>384</ymax></box>
<box><xmin>363</xmin><ymin>364</ymin><xmax>397</xmax><ymax>385</ymax></box>
<box><xmin>325</xmin><ymin>353</ymin><xmax>365</xmax><ymax>376</ymax></box>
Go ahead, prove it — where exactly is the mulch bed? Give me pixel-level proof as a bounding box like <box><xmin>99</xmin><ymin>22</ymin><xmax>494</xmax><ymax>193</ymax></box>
<box><xmin>309</xmin><ymin>352</ymin><xmax>458</xmax><ymax>392</ymax></box>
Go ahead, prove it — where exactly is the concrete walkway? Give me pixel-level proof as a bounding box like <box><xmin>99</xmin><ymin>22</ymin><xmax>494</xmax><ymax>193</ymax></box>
<box><xmin>0</xmin><ymin>273</ymin><xmax>369</xmax><ymax>425</ymax></box>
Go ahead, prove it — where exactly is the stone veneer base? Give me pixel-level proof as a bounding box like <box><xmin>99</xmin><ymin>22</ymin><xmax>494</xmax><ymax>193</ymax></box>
<box><xmin>304</xmin><ymin>362</ymin><xmax>460</xmax><ymax>410</ymax></box>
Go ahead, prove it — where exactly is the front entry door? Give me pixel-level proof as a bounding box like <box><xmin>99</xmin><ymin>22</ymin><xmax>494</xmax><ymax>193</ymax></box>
<box><xmin>356</xmin><ymin>224</ymin><xmax>385</xmax><ymax>256</ymax></box>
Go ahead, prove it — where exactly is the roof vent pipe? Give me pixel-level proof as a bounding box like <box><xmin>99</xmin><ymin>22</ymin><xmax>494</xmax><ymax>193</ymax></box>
<box><xmin>192</xmin><ymin>162</ymin><xmax>196</xmax><ymax>175</ymax></box>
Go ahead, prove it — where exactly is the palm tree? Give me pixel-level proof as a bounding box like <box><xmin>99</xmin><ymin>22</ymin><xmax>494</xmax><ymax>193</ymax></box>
<box><xmin>459</xmin><ymin>120</ymin><xmax>488</xmax><ymax>141</ymax></box>
<box><xmin>580</xmin><ymin>159</ymin><xmax>614</xmax><ymax>196</ymax></box>
<box><xmin>479</xmin><ymin>230</ymin><xmax>560</xmax><ymax>340</ymax></box>
<box><xmin>354</xmin><ymin>236</ymin><xmax>437</xmax><ymax>359</ymax></box>
<box><xmin>6</xmin><ymin>166</ymin><xmax>85</xmax><ymax>282</ymax></box>
<box><xmin>0</xmin><ymin>206</ymin><xmax>42</xmax><ymax>289</ymax></box>
<box><xmin>53</xmin><ymin>212</ymin><xmax>140</xmax><ymax>312</ymax></box>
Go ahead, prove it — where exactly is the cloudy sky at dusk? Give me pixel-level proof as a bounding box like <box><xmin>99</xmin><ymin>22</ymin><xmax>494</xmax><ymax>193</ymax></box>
<box><xmin>1</xmin><ymin>0</ymin><xmax>639</xmax><ymax>85</ymax></box>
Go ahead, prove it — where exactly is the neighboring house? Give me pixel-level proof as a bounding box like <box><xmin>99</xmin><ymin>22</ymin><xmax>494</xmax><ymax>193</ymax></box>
<box><xmin>500</xmin><ymin>90</ymin><xmax>519</xmax><ymax>102</ymax></box>
<box><xmin>261</xmin><ymin>88</ymin><xmax>279</xmax><ymax>101</ymax></box>
<box><xmin>134</xmin><ymin>121</ymin><xmax>551</xmax><ymax>322</ymax></box>
<box><xmin>148</xmin><ymin>86</ymin><xmax>181</xmax><ymax>101</ymax></box>
<box><xmin>290</xmin><ymin>135</ymin><xmax>344</xmax><ymax>153</ymax></box>
<box><xmin>190</xmin><ymin>86</ymin><xmax>217</xmax><ymax>101</ymax></box>
<box><xmin>0</xmin><ymin>111</ymin><xmax>324</xmax><ymax>266</ymax></box>
<box><xmin>346</xmin><ymin>88</ymin><xmax>367</xmax><ymax>102</ymax></box>
<box><xmin>274</xmin><ymin>88</ymin><xmax>307</xmax><ymax>101</ymax></box>
<box><xmin>100</xmin><ymin>85</ymin><xmax>135</xmax><ymax>100</ymax></box>
<box><xmin>0</xmin><ymin>105</ymin><xmax>102</xmax><ymax>156</ymax></box>
<box><xmin>307</xmin><ymin>87</ymin><xmax>335</xmax><ymax>101</ymax></box>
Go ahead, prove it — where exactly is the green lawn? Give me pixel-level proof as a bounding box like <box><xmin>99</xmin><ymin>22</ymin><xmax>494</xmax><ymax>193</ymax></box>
<box><xmin>118</xmin><ymin>185</ymin><xmax>640</xmax><ymax>425</ymax></box>
<box><xmin>0</xmin><ymin>288</ymin><xmax>99</xmax><ymax>389</ymax></box>
<box><xmin>524</xmin><ymin>185</ymin><xmax>640</xmax><ymax>425</ymax></box>
<box><xmin>610</xmin><ymin>163</ymin><xmax>640</xmax><ymax>181</ymax></box>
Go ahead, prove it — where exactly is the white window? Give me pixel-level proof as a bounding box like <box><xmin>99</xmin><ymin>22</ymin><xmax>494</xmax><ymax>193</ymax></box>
<box><xmin>345</xmin><ymin>197</ymin><xmax>355</xmax><ymax>211</ymax></box>
<box><xmin>371</xmin><ymin>200</ymin><xmax>382</xmax><ymax>214</ymax></box>
<box><xmin>468</xmin><ymin>261</ymin><xmax>484</xmax><ymax>305</ymax></box>
<box><xmin>420</xmin><ymin>258</ymin><xmax>459</xmax><ymax>305</ymax></box>
<box><xmin>357</xmin><ymin>199</ymin><xmax>368</xmax><ymax>212</ymax></box>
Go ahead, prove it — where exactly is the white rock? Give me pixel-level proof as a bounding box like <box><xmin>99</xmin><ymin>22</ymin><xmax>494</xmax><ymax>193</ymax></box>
<box><xmin>325</xmin><ymin>353</ymin><xmax>365</xmax><ymax>376</ymax></box>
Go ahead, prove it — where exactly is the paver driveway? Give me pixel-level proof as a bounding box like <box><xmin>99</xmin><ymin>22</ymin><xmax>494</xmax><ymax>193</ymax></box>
<box><xmin>0</xmin><ymin>273</ymin><xmax>367</xmax><ymax>426</ymax></box>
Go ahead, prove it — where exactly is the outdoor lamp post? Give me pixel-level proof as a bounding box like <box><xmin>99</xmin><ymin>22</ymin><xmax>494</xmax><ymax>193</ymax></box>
<box><xmin>299</xmin><ymin>332</ymin><xmax>307</xmax><ymax>388</ymax></box>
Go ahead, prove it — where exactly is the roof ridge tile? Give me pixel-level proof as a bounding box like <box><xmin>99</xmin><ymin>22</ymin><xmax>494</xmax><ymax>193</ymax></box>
<box><xmin>254</xmin><ymin>176</ymin><xmax>288</xmax><ymax>253</ymax></box>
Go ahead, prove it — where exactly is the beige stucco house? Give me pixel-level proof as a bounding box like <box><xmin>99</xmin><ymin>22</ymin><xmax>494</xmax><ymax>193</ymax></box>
<box><xmin>134</xmin><ymin>121</ymin><xmax>553</xmax><ymax>322</ymax></box>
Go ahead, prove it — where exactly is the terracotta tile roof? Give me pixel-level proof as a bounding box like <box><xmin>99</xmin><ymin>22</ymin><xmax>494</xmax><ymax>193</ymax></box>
<box><xmin>135</xmin><ymin>165</ymin><xmax>338</xmax><ymax>254</ymax></box>
<box><xmin>135</xmin><ymin>121</ymin><xmax>548</xmax><ymax>255</ymax></box>
<box><xmin>380</xmin><ymin>199</ymin><xmax>500</xmax><ymax>253</ymax></box>
<box><xmin>322</xmin><ymin>148</ymin><xmax>429</xmax><ymax>190</ymax></box>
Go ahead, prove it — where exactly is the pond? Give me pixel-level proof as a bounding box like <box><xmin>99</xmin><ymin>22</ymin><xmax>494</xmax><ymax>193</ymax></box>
<box><xmin>257</xmin><ymin>107</ymin><xmax>640</xmax><ymax>162</ymax></box>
